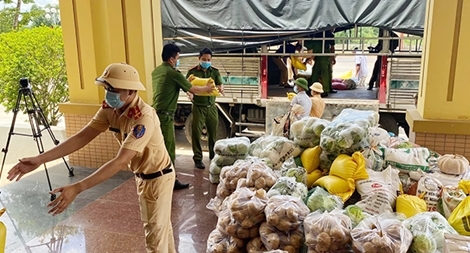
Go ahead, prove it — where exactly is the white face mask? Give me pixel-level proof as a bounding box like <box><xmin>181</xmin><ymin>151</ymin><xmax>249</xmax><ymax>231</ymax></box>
<box><xmin>293</xmin><ymin>86</ymin><xmax>299</xmax><ymax>94</ymax></box>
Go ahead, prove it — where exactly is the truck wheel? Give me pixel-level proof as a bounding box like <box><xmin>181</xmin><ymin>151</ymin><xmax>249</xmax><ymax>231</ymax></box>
<box><xmin>379</xmin><ymin>113</ymin><xmax>399</xmax><ymax>136</ymax></box>
<box><xmin>184</xmin><ymin>113</ymin><xmax>228</xmax><ymax>152</ymax></box>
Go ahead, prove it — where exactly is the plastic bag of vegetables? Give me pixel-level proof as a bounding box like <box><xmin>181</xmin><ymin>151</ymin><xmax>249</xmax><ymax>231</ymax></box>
<box><xmin>264</xmin><ymin>195</ymin><xmax>310</xmax><ymax>232</ymax></box>
<box><xmin>214</xmin><ymin>137</ymin><xmax>250</xmax><ymax>156</ymax></box>
<box><xmin>351</xmin><ymin>213</ymin><xmax>413</xmax><ymax>253</ymax></box>
<box><xmin>248</xmin><ymin>136</ymin><xmax>280</xmax><ymax>157</ymax></box>
<box><xmin>229</xmin><ymin>187</ymin><xmax>268</xmax><ymax>229</ymax></box>
<box><xmin>221</xmin><ymin>197</ymin><xmax>260</xmax><ymax>240</ymax></box>
<box><xmin>246</xmin><ymin>237</ymin><xmax>268</xmax><ymax>253</ymax></box>
<box><xmin>437</xmin><ymin>186</ymin><xmax>466</xmax><ymax>219</ymax></box>
<box><xmin>207</xmin><ymin>196</ymin><xmax>228</xmax><ymax>217</ymax></box>
<box><xmin>259</xmin><ymin>222</ymin><xmax>304</xmax><ymax>253</ymax></box>
<box><xmin>267</xmin><ymin>176</ymin><xmax>308</xmax><ymax>200</ymax></box>
<box><xmin>304</xmin><ymin>210</ymin><xmax>352</xmax><ymax>252</ymax></box>
<box><xmin>209</xmin><ymin>162</ymin><xmax>223</xmax><ymax>184</ymax></box>
<box><xmin>225</xmin><ymin>217</ymin><xmax>260</xmax><ymax>239</ymax></box>
<box><xmin>280</xmin><ymin>165</ymin><xmax>307</xmax><ymax>184</ymax></box>
<box><xmin>403</xmin><ymin>212</ymin><xmax>458</xmax><ymax>253</ymax></box>
<box><xmin>217</xmin><ymin>159</ymin><xmax>253</xmax><ymax>199</ymax></box>
<box><xmin>207</xmin><ymin>228</ymin><xmax>245</xmax><ymax>253</ymax></box>
<box><xmin>343</xmin><ymin>205</ymin><xmax>371</xmax><ymax>228</ymax></box>
<box><xmin>444</xmin><ymin>233</ymin><xmax>470</xmax><ymax>253</ymax></box>
<box><xmin>305</xmin><ymin>187</ymin><xmax>343</xmax><ymax>213</ymax></box>
<box><xmin>212</xmin><ymin>154</ymin><xmax>243</xmax><ymax>167</ymax></box>
<box><xmin>388</xmin><ymin>136</ymin><xmax>420</xmax><ymax>149</ymax></box>
<box><xmin>258</xmin><ymin>137</ymin><xmax>302</xmax><ymax>169</ymax></box>
<box><xmin>290</xmin><ymin>116</ymin><xmax>330</xmax><ymax>148</ymax></box>
<box><xmin>320</xmin><ymin>109</ymin><xmax>379</xmax><ymax>156</ymax></box>
<box><xmin>319</xmin><ymin>150</ymin><xmax>336</xmax><ymax>172</ymax></box>
<box><xmin>362</xmin><ymin>126</ymin><xmax>390</xmax><ymax>171</ymax></box>
<box><xmin>215</xmin><ymin>201</ymin><xmax>231</xmax><ymax>234</ymax></box>
<box><xmin>246</xmin><ymin>160</ymin><xmax>278</xmax><ymax>190</ymax></box>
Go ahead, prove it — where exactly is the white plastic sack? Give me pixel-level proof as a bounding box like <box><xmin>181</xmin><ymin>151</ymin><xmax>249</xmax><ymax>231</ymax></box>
<box><xmin>355</xmin><ymin>166</ymin><xmax>401</xmax><ymax>215</ymax></box>
<box><xmin>416</xmin><ymin>176</ymin><xmax>443</xmax><ymax>212</ymax></box>
<box><xmin>384</xmin><ymin>147</ymin><xmax>431</xmax><ymax>172</ymax></box>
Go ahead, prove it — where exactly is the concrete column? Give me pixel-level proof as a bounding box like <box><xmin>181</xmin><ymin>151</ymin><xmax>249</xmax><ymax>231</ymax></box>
<box><xmin>406</xmin><ymin>0</ymin><xmax>470</xmax><ymax>157</ymax></box>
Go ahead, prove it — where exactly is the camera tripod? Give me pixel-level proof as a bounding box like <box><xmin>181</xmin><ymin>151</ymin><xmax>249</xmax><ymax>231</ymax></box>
<box><xmin>0</xmin><ymin>78</ymin><xmax>74</xmax><ymax>201</ymax></box>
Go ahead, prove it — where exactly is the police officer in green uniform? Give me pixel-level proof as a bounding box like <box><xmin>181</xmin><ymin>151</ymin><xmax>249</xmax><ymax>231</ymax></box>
<box><xmin>152</xmin><ymin>44</ymin><xmax>214</xmax><ymax>190</ymax></box>
<box><xmin>186</xmin><ymin>48</ymin><xmax>224</xmax><ymax>169</ymax></box>
<box><xmin>304</xmin><ymin>30</ymin><xmax>337</xmax><ymax>97</ymax></box>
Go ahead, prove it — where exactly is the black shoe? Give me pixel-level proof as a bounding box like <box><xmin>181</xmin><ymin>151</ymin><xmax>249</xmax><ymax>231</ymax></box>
<box><xmin>321</xmin><ymin>92</ymin><xmax>329</xmax><ymax>98</ymax></box>
<box><xmin>174</xmin><ymin>180</ymin><xmax>189</xmax><ymax>190</ymax></box>
<box><xmin>194</xmin><ymin>160</ymin><xmax>205</xmax><ymax>169</ymax></box>
<box><xmin>367</xmin><ymin>87</ymin><xmax>373</xmax><ymax>90</ymax></box>
<box><xmin>330</xmin><ymin>90</ymin><xmax>337</xmax><ymax>93</ymax></box>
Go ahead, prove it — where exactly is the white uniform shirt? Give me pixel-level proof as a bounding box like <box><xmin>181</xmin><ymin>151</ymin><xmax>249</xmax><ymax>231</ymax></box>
<box><xmin>290</xmin><ymin>91</ymin><xmax>312</xmax><ymax>119</ymax></box>
<box><xmin>355</xmin><ymin>53</ymin><xmax>369</xmax><ymax>78</ymax></box>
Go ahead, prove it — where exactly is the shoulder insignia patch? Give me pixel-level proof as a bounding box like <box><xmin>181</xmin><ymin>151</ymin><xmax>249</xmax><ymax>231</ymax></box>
<box><xmin>102</xmin><ymin>100</ymin><xmax>111</xmax><ymax>109</ymax></box>
<box><xmin>127</xmin><ymin>105</ymin><xmax>143</xmax><ymax>120</ymax></box>
<box><xmin>133</xmin><ymin>125</ymin><xmax>146</xmax><ymax>139</ymax></box>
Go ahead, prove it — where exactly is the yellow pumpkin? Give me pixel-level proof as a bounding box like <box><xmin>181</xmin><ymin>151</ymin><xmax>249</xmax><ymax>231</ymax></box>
<box><xmin>438</xmin><ymin>154</ymin><xmax>469</xmax><ymax>175</ymax></box>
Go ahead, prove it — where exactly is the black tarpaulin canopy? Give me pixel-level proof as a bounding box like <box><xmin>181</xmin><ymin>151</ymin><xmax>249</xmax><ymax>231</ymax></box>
<box><xmin>161</xmin><ymin>0</ymin><xmax>426</xmax><ymax>53</ymax></box>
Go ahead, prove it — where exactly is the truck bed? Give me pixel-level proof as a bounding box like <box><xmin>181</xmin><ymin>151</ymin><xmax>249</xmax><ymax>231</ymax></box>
<box><xmin>267</xmin><ymin>85</ymin><xmax>377</xmax><ymax>100</ymax></box>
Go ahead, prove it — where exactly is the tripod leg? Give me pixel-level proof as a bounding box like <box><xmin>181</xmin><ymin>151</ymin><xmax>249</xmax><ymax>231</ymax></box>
<box><xmin>30</xmin><ymin>92</ymin><xmax>74</xmax><ymax>177</ymax></box>
<box><xmin>0</xmin><ymin>91</ymin><xmax>23</xmax><ymax>182</ymax></box>
<box><xmin>27</xmin><ymin>110</ymin><xmax>56</xmax><ymax>201</ymax></box>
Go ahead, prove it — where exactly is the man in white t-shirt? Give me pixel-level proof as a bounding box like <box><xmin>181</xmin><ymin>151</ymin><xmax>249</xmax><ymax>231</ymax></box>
<box><xmin>354</xmin><ymin>47</ymin><xmax>368</xmax><ymax>87</ymax></box>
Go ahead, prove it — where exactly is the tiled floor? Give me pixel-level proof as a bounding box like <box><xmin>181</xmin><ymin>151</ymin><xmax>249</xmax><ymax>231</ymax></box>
<box><xmin>0</xmin><ymin>153</ymin><xmax>217</xmax><ymax>253</ymax></box>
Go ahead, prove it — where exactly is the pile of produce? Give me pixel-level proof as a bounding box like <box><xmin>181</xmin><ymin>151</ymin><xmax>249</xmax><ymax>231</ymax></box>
<box><xmin>205</xmin><ymin>109</ymin><xmax>470</xmax><ymax>253</ymax></box>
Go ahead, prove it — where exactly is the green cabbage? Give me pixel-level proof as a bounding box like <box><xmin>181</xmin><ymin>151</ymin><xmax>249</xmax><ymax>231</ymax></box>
<box><xmin>344</xmin><ymin>205</ymin><xmax>367</xmax><ymax>228</ymax></box>
<box><xmin>403</xmin><ymin>212</ymin><xmax>458</xmax><ymax>253</ymax></box>
<box><xmin>214</xmin><ymin>137</ymin><xmax>250</xmax><ymax>156</ymax></box>
<box><xmin>306</xmin><ymin>187</ymin><xmax>343</xmax><ymax>212</ymax></box>
<box><xmin>281</xmin><ymin>166</ymin><xmax>307</xmax><ymax>184</ymax></box>
<box><xmin>267</xmin><ymin>176</ymin><xmax>308</xmax><ymax>200</ymax></box>
<box><xmin>410</xmin><ymin>234</ymin><xmax>437</xmax><ymax>253</ymax></box>
<box><xmin>320</xmin><ymin>109</ymin><xmax>378</xmax><ymax>156</ymax></box>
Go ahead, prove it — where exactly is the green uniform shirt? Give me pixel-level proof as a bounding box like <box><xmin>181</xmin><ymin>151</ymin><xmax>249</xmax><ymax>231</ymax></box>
<box><xmin>186</xmin><ymin>65</ymin><xmax>223</xmax><ymax>107</ymax></box>
<box><xmin>152</xmin><ymin>62</ymin><xmax>192</xmax><ymax>113</ymax></box>
<box><xmin>305</xmin><ymin>31</ymin><xmax>335</xmax><ymax>61</ymax></box>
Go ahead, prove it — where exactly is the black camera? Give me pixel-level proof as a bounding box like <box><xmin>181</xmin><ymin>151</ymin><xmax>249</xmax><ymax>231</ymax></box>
<box><xmin>19</xmin><ymin>78</ymin><xmax>31</xmax><ymax>89</ymax></box>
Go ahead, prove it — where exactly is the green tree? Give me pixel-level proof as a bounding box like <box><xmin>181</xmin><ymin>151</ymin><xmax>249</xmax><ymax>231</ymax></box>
<box><xmin>26</xmin><ymin>4</ymin><xmax>61</xmax><ymax>27</ymax></box>
<box><xmin>0</xmin><ymin>26</ymin><xmax>68</xmax><ymax>126</ymax></box>
<box><xmin>0</xmin><ymin>0</ymin><xmax>35</xmax><ymax>29</ymax></box>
